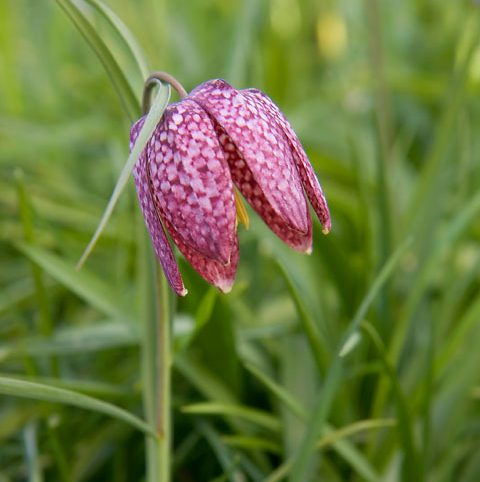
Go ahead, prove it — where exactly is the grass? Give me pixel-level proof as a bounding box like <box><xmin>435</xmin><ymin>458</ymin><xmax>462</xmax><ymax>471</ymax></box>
<box><xmin>1</xmin><ymin>0</ymin><xmax>480</xmax><ymax>481</ymax></box>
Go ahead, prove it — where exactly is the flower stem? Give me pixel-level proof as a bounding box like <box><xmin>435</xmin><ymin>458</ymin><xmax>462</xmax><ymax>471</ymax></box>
<box><xmin>140</xmin><ymin>83</ymin><xmax>173</xmax><ymax>482</ymax></box>
<box><xmin>155</xmin><ymin>261</ymin><xmax>171</xmax><ymax>482</ymax></box>
<box><xmin>142</xmin><ymin>71</ymin><xmax>187</xmax><ymax>114</ymax></box>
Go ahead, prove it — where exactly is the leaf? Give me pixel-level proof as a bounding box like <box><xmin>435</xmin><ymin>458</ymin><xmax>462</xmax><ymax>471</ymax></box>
<box><xmin>221</xmin><ymin>435</ymin><xmax>282</xmax><ymax>454</ymax></box>
<box><xmin>182</xmin><ymin>402</ymin><xmax>281</xmax><ymax>433</ymax></box>
<box><xmin>244</xmin><ymin>362</ymin><xmax>306</xmax><ymax>420</ymax></box>
<box><xmin>1</xmin><ymin>321</ymin><xmax>139</xmax><ymax>358</ymax></box>
<box><xmin>361</xmin><ymin>321</ymin><xmax>420</xmax><ymax>481</ymax></box>
<box><xmin>75</xmin><ymin>82</ymin><xmax>171</xmax><ymax>269</ymax></box>
<box><xmin>0</xmin><ymin>377</ymin><xmax>155</xmax><ymax>437</ymax></box>
<box><xmin>277</xmin><ymin>261</ymin><xmax>329</xmax><ymax>373</ymax></box>
<box><xmin>83</xmin><ymin>0</ymin><xmax>151</xmax><ymax>79</ymax></box>
<box><xmin>54</xmin><ymin>0</ymin><xmax>140</xmax><ymax>121</ymax></box>
<box><xmin>288</xmin><ymin>237</ymin><xmax>413</xmax><ymax>482</ymax></box>
<box><xmin>16</xmin><ymin>243</ymin><xmax>135</xmax><ymax>323</ymax></box>
<box><xmin>245</xmin><ymin>362</ymin><xmax>383</xmax><ymax>482</ymax></box>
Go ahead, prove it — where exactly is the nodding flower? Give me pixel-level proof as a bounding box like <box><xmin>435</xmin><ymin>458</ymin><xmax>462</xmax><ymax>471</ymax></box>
<box><xmin>130</xmin><ymin>74</ymin><xmax>331</xmax><ymax>296</ymax></box>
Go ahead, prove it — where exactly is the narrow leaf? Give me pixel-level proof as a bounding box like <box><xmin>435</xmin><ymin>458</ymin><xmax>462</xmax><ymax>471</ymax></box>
<box><xmin>83</xmin><ymin>0</ymin><xmax>151</xmax><ymax>78</ymax></box>
<box><xmin>277</xmin><ymin>262</ymin><xmax>329</xmax><ymax>373</ymax></box>
<box><xmin>289</xmin><ymin>237</ymin><xmax>413</xmax><ymax>482</ymax></box>
<box><xmin>75</xmin><ymin>82</ymin><xmax>171</xmax><ymax>269</ymax></box>
<box><xmin>17</xmin><ymin>243</ymin><xmax>134</xmax><ymax>322</ymax></box>
<box><xmin>182</xmin><ymin>402</ymin><xmax>281</xmax><ymax>433</ymax></box>
<box><xmin>0</xmin><ymin>377</ymin><xmax>155</xmax><ymax>437</ymax></box>
<box><xmin>54</xmin><ymin>0</ymin><xmax>140</xmax><ymax>121</ymax></box>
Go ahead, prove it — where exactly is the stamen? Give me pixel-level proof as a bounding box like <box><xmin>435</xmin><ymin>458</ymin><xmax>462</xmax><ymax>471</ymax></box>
<box><xmin>234</xmin><ymin>187</ymin><xmax>249</xmax><ymax>230</ymax></box>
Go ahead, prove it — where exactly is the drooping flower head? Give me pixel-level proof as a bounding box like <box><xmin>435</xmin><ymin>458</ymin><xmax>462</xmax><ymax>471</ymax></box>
<box><xmin>130</xmin><ymin>74</ymin><xmax>330</xmax><ymax>296</ymax></box>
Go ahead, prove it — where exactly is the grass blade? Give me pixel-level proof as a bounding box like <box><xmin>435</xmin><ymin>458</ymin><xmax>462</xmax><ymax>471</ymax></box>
<box><xmin>288</xmin><ymin>237</ymin><xmax>413</xmax><ymax>482</ymax></box>
<box><xmin>75</xmin><ymin>82</ymin><xmax>171</xmax><ymax>269</ymax></box>
<box><xmin>54</xmin><ymin>0</ymin><xmax>140</xmax><ymax>121</ymax></box>
<box><xmin>245</xmin><ymin>362</ymin><xmax>383</xmax><ymax>482</ymax></box>
<box><xmin>182</xmin><ymin>402</ymin><xmax>281</xmax><ymax>433</ymax></box>
<box><xmin>361</xmin><ymin>321</ymin><xmax>420</xmax><ymax>481</ymax></box>
<box><xmin>277</xmin><ymin>262</ymin><xmax>329</xmax><ymax>373</ymax></box>
<box><xmin>23</xmin><ymin>421</ymin><xmax>43</xmax><ymax>482</ymax></box>
<box><xmin>83</xmin><ymin>0</ymin><xmax>151</xmax><ymax>79</ymax></box>
<box><xmin>0</xmin><ymin>376</ymin><xmax>155</xmax><ymax>437</ymax></box>
<box><xmin>17</xmin><ymin>243</ymin><xmax>135</xmax><ymax>322</ymax></box>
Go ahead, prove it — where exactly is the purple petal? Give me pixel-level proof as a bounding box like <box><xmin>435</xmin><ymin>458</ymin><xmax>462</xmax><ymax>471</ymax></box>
<box><xmin>150</xmin><ymin>188</ymin><xmax>239</xmax><ymax>293</ymax></box>
<box><xmin>244</xmin><ymin>89</ymin><xmax>331</xmax><ymax>233</ymax></box>
<box><xmin>189</xmin><ymin>79</ymin><xmax>310</xmax><ymax>238</ymax></box>
<box><xmin>213</xmin><ymin>121</ymin><xmax>313</xmax><ymax>252</ymax></box>
<box><xmin>147</xmin><ymin>99</ymin><xmax>236</xmax><ymax>264</ymax></box>
<box><xmin>130</xmin><ymin>118</ymin><xmax>187</xmax><ymax>296</ymax></box>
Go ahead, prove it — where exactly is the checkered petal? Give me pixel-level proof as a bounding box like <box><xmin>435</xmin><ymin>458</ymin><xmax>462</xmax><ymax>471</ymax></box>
<box><xmin>189</xmin><ymin>79</ymin><xmax>312</xmax><ymax>251</ymax></box>
<box><xmin>243</xmin><ymin>88</ymin><xmax>331</xmax><ymax>233</ymax></box>
<box><xmin>147</xmin><ymin>99</ymin><xmax>237</xmax><ymax>265</ymax></box>
<box><xmin>130</xmin><ymin>118</ymin><xmax>187</xmax><ymax>296</ymax></box>
<box><xmin>149</xmin><ymin>197</ymin><xmax>239</xmax><ymax>293</ymax></box>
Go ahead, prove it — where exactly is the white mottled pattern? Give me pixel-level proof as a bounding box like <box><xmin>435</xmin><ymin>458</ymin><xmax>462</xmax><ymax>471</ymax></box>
<box><xmin>244</xmin><ymin>88</ymin><xmax>331</xmax><ymax>233</ymax></box>
<box><xmin>130</xmin><ymin>77</ymin><xmax>330</xmax><ymax>295</ymax></box>
<box><xmin>147</xmin><ymin>99</ymin><xmax>236</xmax><ymax>264</ymax></box>
<box><xmin>211</xmin><ymin>119</ymin><xmax>312</xmax><ymax>252</ymax></box>
<box><xmin>130</xmin><ymin>117</ymin><xmax>187</xmax><ymax>296</ymax></box>
<box><xmin>190</xmin><ymin>79</ymin><xmax>310</xmax><ymax>236</ymax></box>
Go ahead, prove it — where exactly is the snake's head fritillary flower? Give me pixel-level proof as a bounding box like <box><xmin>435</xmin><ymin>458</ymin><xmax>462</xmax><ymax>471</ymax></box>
<box><xmin>130</xmin><ymin>76</ymin><xmax>330</xmax><ymax>296</ymax></box>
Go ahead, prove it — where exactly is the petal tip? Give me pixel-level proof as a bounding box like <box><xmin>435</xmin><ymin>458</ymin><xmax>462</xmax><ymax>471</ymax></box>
<box><xmin>322</xmin><ymin>226</ymin><xmax>330</xmax><ymax>235</ymax></box>
<box><xmin>217</xmin><ymin>279</ymin><xmax>234</xmax><ymax>294</ymax></box>
<box><xmin>179</xmin><ymin>287</ymin><xmax>188</xmax><ymax>297</ymax></box>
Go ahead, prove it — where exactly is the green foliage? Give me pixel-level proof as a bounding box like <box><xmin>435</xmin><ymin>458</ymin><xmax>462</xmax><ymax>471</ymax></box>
<box><xmin>1</xmin><ymin>0</ymin><xmax>480</xmax><ymax>480</ymax></box>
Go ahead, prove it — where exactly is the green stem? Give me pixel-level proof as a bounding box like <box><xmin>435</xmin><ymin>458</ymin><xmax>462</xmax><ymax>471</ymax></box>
<box><xmin>141</xmin><ymin>74</ymin><xmax>174</xmax><ymax>482</ymax></box>
<box><xmin>155</xmin><ymin>263</ymin><xmax>171</xmax><ymax>481</ymax></box>
<box><xmin>142</xmin><ymin>71</ymin><xmax>187</xmax><ymax>114</ymax></box>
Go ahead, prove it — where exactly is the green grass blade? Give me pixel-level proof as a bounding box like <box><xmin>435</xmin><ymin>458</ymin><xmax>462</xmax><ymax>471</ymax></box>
<box><xmin>23</xmin><ymin>421</ymin><xmax>43</xmax><ymax>482</ymax></box>
<box><xmin>75</xmin><ymin>82</ymin><xmax>171</xmax><ymax>269</ymax></box>
<box><xmin>288</xmin><ymin>237</ymin><xmax>413</xmax><ymax>482</ymax></box>
<box><xmin>0</xmin><ymin>373</ymin><xmax>134</xmax><ymax>400</ymax></box>
<box><xmin>196</xmin><ymin>421</ymin><xmax>243</xmax><ymax>482</ymax></box>
<box><xmin>175</xmin><ymin>354</ymin><xmax>237</xmax><ymax>404</ymax></box>
<box><xmin>83</xmin><ymin>0</ymin><xmax>151</xmax><ymax>79</ymax></box>
<box><xmin>17</xmin><ymin>243</ymin><xmax>135</xmax><ymax>322</ymax></box>
<box><xmin>245</xmin><ymin>363</ymin><xmax>383</xmax><ymax>482</ymax></box>
<box><xmin>54</xmin><ymin>0</ymin><xmax>140</xmax><ymax>121</ymax></box>
<box><xmin>361</xmin><ymin>321</ymin><xmax>421</xmax><ymax>481</ymax></box>
<box><xmin>317</xmin><ymin>418</ymin><xmax>396</xmax><ymax>451</ymax></box>
<box><xmin>277</xmin><ymin>262</ymin><xmax>328</xmax><ymax>373</ymax></box>
<box><xmin>244</xmin><ymin>362</ymin><xmax>306</xmax><ymax>420</ymax></box>
<box><xmin>371</xmin><ymin>191</ymin><xmax>480</xmax><ymax>427</ymax></box>
<box><xmin>0</xmin><ymin>377</ymin><xmax>155</xmax><ymax>437</ymax></box>
<box><xmin>221</xmin><ymin>435</ymin><xmax>282</xmax><ymax>454</ymax></box>
<box><xmin>1</xmin><ymin>321</ymin><xmax>139</xmax><ymax>358</ymax></box>
<box><xmin>265</xmin><ymin>418</ymin><xmax>393</xmax><ymax>482</ymax></box>
<box><xmin>182</xmin><ymin>402</ymin><xmax>281</xmax><ymax>433</ymax></box>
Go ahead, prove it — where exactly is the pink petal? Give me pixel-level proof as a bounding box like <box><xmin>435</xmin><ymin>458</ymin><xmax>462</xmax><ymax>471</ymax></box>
<box><xmin>150</xmin><ymin>185</ymin><xmax>239</xmax><ymax>293</ymax></box>
<box><xmin>130</xmin><ymin>118</ymin><xmax>187</xmax><ymax>296</ymax></box>
<box><xmin>213</xmin><ymin>121</ymin><xmax>313</xmax><ymax>253</ymax></box>
<box><xmin>147</xmin><ymin>100</ymin><xmax>236</xmax><ymax>264</ymax></box>
<box><xmin>189</xmin><ymin>79</ymin><xmax>310</xmax><ymax>238</ymax></box>
<box><xmin>244</xmin><ymin>89</ymin><xmax>331</xmax><ymax>233</ymax></box>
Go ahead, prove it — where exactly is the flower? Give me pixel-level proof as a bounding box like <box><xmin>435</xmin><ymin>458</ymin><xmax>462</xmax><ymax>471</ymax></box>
<box><xmin>130</xmin><ymin>78</ymin><xmax>331</xmax><ymax>296</ymax></box>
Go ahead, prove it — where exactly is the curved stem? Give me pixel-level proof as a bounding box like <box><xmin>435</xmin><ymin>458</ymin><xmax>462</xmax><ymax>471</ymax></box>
<box><xmin>142</xmin><ymin>71</ymin><xmax>187</xmax><ymax>114</ymax></box>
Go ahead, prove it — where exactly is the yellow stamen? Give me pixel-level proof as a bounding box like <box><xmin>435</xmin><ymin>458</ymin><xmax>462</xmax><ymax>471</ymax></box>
<box><xmin>234</xmin><ymin>187</ymin><xmax>249</xmax><ymax>231</ymax></box>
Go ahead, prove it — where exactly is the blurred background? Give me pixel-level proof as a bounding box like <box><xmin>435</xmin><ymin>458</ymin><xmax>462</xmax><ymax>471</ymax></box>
<box><xmin>1</xmin><ymin>0</ymin><xmax>480</xmax><ymax>481</ymax></box>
